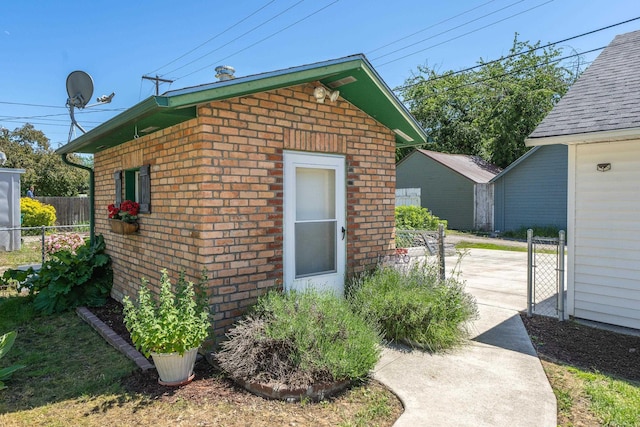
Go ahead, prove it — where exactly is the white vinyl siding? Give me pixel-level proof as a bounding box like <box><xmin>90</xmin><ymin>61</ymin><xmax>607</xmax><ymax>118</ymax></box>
<box><xmin>572</xmin><ymin>139</ymin><xmax>640</xmax><ymax>329</ymax></box>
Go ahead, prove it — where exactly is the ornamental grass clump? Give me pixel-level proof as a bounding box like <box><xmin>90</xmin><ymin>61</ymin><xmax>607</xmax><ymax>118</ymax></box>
<box><xmin>123</xmin><ymin>269</ymin><xmax>211</xmax><ymax>357</ymax></box>
<box><xmin>348</xmin><ymin>264</ymin><xmax>478</xmax><ymax>352</ymax></box>
<box><xmin>216</xmin><ymin>289</ymin><xmax>381</xmax><ymax>390</ymax></box>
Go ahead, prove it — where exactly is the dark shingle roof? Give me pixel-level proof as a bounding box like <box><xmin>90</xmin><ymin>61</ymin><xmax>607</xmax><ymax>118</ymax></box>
<box><xmin>529</xmin><ymin>29</ymin><xmax>640</xmax><ymax>139</ymax></box>
<box><xmin>415</xmin><ymin>149</ymin><xmax>501</xmax><ymax>183</ymax></box>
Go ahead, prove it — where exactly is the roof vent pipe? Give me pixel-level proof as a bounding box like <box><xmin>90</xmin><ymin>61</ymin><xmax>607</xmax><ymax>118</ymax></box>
<box><xmin>215</xmin><ymin>65</ymin><xmax>235</xmax><ymax>81</ymax></box>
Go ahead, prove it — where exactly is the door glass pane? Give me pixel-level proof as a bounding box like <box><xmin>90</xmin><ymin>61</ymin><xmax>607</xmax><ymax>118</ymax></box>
<box><xmin>295</xmin><ymin>222</ymin><xmax>336</xmax><ymax>277</ymax></box>
<box><xmin>296</xmin><ymin>168</ymin><xmax>335</xmax><ymax>220</ymax></box>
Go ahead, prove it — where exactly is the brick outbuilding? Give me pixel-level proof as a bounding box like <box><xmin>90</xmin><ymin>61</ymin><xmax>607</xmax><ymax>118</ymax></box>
<box><xmin>57</xmin><ymin>55</ymin><xmax>428</xmax><ymax>340</ymax></box>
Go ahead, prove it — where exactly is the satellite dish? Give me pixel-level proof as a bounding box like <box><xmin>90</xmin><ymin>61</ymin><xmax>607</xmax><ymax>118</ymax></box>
<box><xmin>65</xmin><ymin>70</ymin><xmax>115</xmax><ymax>142</ymax></box>
<box><xmin>66</xmin><ymin>71</ymin><xmax>94</xmax><ymax>109</ymax></box>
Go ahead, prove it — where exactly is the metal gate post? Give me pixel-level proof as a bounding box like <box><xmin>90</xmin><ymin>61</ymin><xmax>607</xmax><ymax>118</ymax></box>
<box><xmin>438</xmin><ymin>224</ymin><xmax>445</xmax><ymax>281</ymax></box>
<box><xmin>558</xmin><ymin>230</ymin><xmax>566</xmax><ymax>321</ymax></box>
<box><xmin>527</xmin><ymin>229</ymin><xmax>533</xmax><ymax>317</ymax></box>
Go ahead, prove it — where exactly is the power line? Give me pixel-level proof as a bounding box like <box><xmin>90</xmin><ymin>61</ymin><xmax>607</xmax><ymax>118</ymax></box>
<box><xmin>375</xmin><ymin>0</ymin><xmax>554</xmax><ymax>67</ymax></box>
<box><xmin>402</xmin><ymin>46</ymin><xmax>605</xmax><ymax>101</ymax></box>
<box><xmin>371</xmin><ymin>0</ymin><xmax>526</xmax><ymax>60</ymax></box>
<box><xmin>148</xmin><ymin>0</ymin><xmax>277</xmax><ymax>75</ymax></box>
<box><xmin>0</xmin><ymin>101</ymin><xmax>67</xmax><ymax>109</ymax></box>
<box><xmin>394</xmin><ymin>15</ymin><xmax>640</xmax><ymax>92</ymax></box>
<box><xmin>367</xmin><ymin>0</ymin><xmax>497</xmax><ymax>55</ymax></box>
<box><xmin>174</xmin><ymin>0</ymin><xmax>339</xmax><ymax>82</ymax></box>
<box><xmin>163</xmin><ymin>0</ymin><xmax>307</xmax><ymax>77</ymax></box>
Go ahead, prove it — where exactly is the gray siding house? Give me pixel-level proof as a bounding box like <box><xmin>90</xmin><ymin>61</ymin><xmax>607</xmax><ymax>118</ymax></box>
<box><xmin>526</xmin><ymin>29</ymin><xmax>640</xmax><ymax>330</ymax></box>
<box><xmin>396</xmin><ymin>149</ymin><xmax>501</xmax><ymax>230</ymax></box>
<box><xmin>491</xmin><ymin>144</ymin><xmax>567</xmax><ymax>233</ymax></box>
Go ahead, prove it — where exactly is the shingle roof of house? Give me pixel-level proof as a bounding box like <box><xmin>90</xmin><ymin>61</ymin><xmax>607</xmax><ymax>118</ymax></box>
<box><xmin>414</xmin><ymin>149</ymin><xmax>501</xmax><ymax>183</ymax></box>
<box><xmin>528</xmin><ymin>29</ymin><xmax>640</xmax><ymax>140</ymax></box>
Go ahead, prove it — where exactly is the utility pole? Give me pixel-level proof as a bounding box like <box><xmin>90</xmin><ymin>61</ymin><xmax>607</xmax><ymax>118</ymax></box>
<box><xmin>142</xmin><ymin>75</ymin><xmax>174</xmax><ymax>95</ymax></box>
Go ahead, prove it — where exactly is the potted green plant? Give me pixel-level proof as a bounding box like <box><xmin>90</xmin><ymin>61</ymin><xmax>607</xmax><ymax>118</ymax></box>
<box><xmin>107</xmin><ymin>200</ymin><xmax>139</xmax><ymax>234</ymax></box>
<box><xmin>123</xmin><ymin>269</ymin><xmax>211</xmax><ymax>386</ymax></box>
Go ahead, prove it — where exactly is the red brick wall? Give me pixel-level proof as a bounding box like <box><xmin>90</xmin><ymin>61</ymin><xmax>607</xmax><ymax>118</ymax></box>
<box><xmin>94</xmin><ymin>83</ymin><xmax>396</xmax><ymax>341</ymax></box>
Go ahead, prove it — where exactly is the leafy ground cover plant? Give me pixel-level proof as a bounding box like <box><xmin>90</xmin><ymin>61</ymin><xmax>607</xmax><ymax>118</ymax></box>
<box><xmin>217</xmin><ymin>289</ymin><xmax>381</xmax><ymax>390</ymax></box>
<box><xmin>0</xmin><ymin>331</ymin><xmax>25</xmax><ymax>390</ymax></box>
<box><xmin>348</xmin><ymin>264</ymin><xmax>478</xmax><ymax>351</ymax></box>
<box><xmin>122</xmin><ymin>269</ymin><xmax>211</xmax><ymax>357</ymax></box>
<box><xmin>0</xmin><ymin>235</ymin><xmax>112</xmax><ymax>314</ymax></box>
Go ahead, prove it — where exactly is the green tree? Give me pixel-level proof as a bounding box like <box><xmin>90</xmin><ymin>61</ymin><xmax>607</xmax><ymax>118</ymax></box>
<box><xmin>0</xmin><ymin>124</ymin><xmax>89</xmax><ymax>196</ymax></box>
<box><xmin>400</xmin><ymin>35</ymin><xmax>579</xmax><ymax>168</ymax></box>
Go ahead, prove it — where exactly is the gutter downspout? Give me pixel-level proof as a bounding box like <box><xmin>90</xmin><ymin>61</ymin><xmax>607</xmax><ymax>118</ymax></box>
<box><xmin>61</xmin><ymin>154</ymin><xmax>94</xmax><ymax>246</ymax></box>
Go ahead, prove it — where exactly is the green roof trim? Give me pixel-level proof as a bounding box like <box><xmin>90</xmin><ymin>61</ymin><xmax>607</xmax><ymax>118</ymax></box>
<box><xmin>57</xmin><ymin>54</ymin><xmax>428</xmax><ymax>154</ymax></box>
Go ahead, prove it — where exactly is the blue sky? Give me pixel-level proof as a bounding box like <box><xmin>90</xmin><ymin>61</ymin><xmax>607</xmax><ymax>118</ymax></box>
<box><xmin>2</xmin><ymin>0</ymin><xmax>640</xmax><ymax>148</ymax></box>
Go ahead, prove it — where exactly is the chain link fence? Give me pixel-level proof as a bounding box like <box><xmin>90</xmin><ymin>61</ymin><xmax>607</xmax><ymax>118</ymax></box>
<box><xmin>527</xmin><ymin>229</ymin><xmax>566</xmax><ymax>320</ymax></box>
<box><xmin>0</xmin><ymin>225</ymin><xmax>90</xmax><ymax>289</ymax></box>
<box><xmin>379</xmin><ymin>225</ymin><xmax>447</xmax><ymax>280</ymax></box>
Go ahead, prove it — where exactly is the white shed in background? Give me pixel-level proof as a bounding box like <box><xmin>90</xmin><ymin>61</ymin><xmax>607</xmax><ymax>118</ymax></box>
<box><xmin>0</xmin><ymin>168</ymin><xmax>25</xmax><ymax>251</ymax></box>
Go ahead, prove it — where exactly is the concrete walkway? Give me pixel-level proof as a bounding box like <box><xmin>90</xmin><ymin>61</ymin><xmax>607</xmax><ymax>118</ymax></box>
<box><xmin>374</xmin><ymin>249</ymin><xmax>557</xmax><ymax>427</ymax></box>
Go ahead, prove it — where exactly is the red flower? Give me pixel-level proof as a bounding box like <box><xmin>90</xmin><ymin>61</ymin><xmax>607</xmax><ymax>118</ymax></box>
<box><xmin>108</xmin><ymin>200</ymin><xmax>140</xmax><ymax>223</ymax></box>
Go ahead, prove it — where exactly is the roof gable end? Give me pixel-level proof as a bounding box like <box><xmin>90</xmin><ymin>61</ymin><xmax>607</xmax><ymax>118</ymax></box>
<box><xmin>57</xmin><ymin>54</ymin><xmax>428</xmax><ymax>154</ymax></box>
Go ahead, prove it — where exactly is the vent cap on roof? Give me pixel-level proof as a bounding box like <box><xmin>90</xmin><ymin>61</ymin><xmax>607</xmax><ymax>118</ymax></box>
<box><xmin>215</xmin><ymin>65</ymin><xmax>235</xmax><ymax>81</ymax></box>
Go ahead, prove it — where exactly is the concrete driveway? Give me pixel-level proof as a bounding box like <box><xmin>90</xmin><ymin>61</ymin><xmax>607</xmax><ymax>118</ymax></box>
<box><xmin>456</xmin><ymin>248</ymin><xmax>529</xmax><ymax>311</ymax></box>
<box><xmin>374</xmin><ymin>248</ymin><xmax>557</xmax><ymax>427</ymax></box>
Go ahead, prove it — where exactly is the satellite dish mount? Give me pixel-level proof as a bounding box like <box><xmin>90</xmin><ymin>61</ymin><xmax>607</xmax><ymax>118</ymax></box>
<box><xmin>65</xmin><ymin>70</ymin><xmax>115</xmax><ymax>142</ymax></box>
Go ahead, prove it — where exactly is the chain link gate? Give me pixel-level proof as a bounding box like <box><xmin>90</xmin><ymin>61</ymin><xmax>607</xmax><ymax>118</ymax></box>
<box><xmin>527</xmin><ymin>229</ymin><xmax>565</xmax><ymax>320</ymax></box>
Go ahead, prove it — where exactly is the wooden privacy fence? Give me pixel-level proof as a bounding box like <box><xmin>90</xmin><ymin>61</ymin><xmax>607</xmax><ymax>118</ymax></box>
<box><xmin>37</xmin><ymin>197</ymin><xmax>90</xmax><ymax>225</ymax></box>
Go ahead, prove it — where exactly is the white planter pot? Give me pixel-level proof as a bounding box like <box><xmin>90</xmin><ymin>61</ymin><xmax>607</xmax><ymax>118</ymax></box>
<box><xmin>150</xmin><ymin>347</ymin><xmax>199</xmax><ymax>386</ymax></box>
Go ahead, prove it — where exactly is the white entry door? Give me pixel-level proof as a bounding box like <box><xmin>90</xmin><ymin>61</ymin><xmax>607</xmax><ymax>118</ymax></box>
<box><xmin>284</xmin><ymin>151</ymin><xmax>346</xmax><ymax>295</ymax></box>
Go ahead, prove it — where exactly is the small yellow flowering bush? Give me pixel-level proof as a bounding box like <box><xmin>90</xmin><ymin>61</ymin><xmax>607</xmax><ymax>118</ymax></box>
<box><xmin>20</xmin><ymin>197</ymin><xmax>56</xmax><ymax>228</ymax></box>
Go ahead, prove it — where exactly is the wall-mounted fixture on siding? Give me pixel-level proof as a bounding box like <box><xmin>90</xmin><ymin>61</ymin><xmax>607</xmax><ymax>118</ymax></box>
<box><xmin>596</xmin><ymin>163</ymin><xmax>611</xmax><ymax>172</ymax></box>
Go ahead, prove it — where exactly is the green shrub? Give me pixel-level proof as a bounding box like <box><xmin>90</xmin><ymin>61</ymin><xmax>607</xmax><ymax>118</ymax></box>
<box><xmin>395</xmin><ymin>205</ymin><xmax>447</xmax><ymax>230</ymax></box>
<box><xmin>0</xmin><ymin>235</ymin><xmax>112</xmax><ymax>314</ymax></box>
<box><xmin>20</xmin><ymin>197</ymin><xmax>56</xmax><ymax>228</ymax></box>
<box><xmin>217</xmin><ymin>289</ymin><xmax>381</xmax><ymax>388</ymax></box>
<box><xmin>348</xmin><ymin>264</ymin><xmax>477</xmax><ymax>352</ymax></box>
<box><xmin>501</xmin><ymin>226</ymin><xmax>562</xmax><ymax>240</ymax></box>
<box><xmin>122</xmin><ymin>269</ymin><xmax>211</xmax><ymax>357</ymax></box>
<box><xmin>0</xmin><ymin>331</ymin><xmax>25</xmax><ymax>390</ymax></box>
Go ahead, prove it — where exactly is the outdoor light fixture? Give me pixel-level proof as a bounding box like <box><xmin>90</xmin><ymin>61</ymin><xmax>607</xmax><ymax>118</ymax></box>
<box><xmin>597</xmin><ymin>163</ymin><xmax>611</xmax><ymax>172</ymax></box>
<box><xmin>313</xmin><ymin>86</ymin><xmax>339</xmax><ymax>103</ymax></box>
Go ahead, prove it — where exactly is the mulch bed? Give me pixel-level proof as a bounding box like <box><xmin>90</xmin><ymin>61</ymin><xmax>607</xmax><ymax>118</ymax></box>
<box><xmin>90</xmin><ymin>298</ymin><xmax>243</xmax><ymax>402</ymax></box>
<box><xmin>519</xmin><ymin>313</ymin><xmax>640</xmax><ymax>382</ymax></box>
<box><xmin>91</xmin><ymin>298</ymin><xmax>640</xmax><ymax>402</ymax></box>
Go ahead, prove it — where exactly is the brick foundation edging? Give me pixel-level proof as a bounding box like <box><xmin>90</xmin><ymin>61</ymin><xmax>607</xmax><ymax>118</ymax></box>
<box><xmin>76</xmin><ymin>306</ymin><xmax>155</xmax><ymax>372</ymax></box>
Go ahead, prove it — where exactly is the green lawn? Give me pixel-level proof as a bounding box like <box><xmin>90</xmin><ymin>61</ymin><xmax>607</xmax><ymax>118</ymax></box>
<box><xmin>0</xmin><ymin>290</ymin><xmax>401</xmax><ymax>426</ymax></box>
<box><xmin>0</xmin><ymin>241</ymin><xmax>41</xmax><ymax>270</ymax></box>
